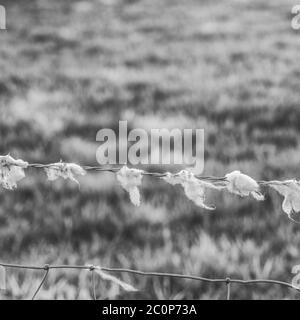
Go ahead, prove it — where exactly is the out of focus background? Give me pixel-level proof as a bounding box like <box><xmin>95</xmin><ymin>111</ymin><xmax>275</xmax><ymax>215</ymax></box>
<box><xmin>0</xmin><ymin>0</ymin><xmax>300</xmax><ymax>299</ymax></box>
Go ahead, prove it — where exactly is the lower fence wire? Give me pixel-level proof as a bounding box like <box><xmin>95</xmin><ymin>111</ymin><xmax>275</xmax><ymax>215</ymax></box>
<box><xmin>0</xmin><ymin>262</ymin><xmax>299</xmax><ymax>300</ymax></box>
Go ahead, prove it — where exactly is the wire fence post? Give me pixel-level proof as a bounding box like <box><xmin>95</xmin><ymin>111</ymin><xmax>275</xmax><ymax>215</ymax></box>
<box><xmin>31</xmin><ymin>264</ymin><xmax>50</xmax><ymax>300</ymax></box>
<box><xmin>226</xmin><ymin>277</ymin><xmax>231</xmax><ymax>300</ymax></box>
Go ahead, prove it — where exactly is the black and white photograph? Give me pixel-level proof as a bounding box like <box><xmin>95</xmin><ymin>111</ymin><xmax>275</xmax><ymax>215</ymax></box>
<box><xmin>0</xmin><ymin>0</ymin><xmax>300</xmax><ymax>309</ymax></box>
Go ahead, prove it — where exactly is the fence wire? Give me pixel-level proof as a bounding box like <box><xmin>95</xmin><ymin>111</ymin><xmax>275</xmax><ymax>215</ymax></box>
<box><xmin>27</xmin><ymin>163</ymin><xmax>228</xmax><ymax>182</ymax></box>
<box><xmin>1</xmin><ymin>160</ymin><xmax>300</xmax><ymax>299</ymax></box>
<box><xmin>0</xmin><ymin>262</ymin><xmax>299</xmax><ymax>300</ymax></box>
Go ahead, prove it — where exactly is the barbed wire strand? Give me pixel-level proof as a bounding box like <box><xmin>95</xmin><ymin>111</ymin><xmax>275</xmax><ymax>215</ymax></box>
<box><xmin>10</xmin><ymin>162</ymin><xmax>297</xmax><ymax>185</ymax></box>
<box><xmin>0</xmin><ymin>262</ymin><xmax>299</xmax><ymax>299</ymax></box>
<box><xmin>26</xmin><ymin>163</ymin><xmax>227</xmax><ymax>182</ymax></box>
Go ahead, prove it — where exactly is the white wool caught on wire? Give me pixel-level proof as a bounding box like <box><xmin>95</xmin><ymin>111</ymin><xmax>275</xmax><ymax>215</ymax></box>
<box><xmin>94</xmin><ymin>267</ymin><xmax>137</xmax><ymax>292</ymax></box>
<box><xmin>116</xmin><ymin>166</ymin><xmax>144</xmax><ymax>206</ymax></box>
<box><xmin>173</xmin><ymin>170</ymin><xmax>218</xmax><ymax>210</ymax></box>
<box><xmin>225</xmin><ymin>170</ymin><xmax>264</xmax><ymax>201</ymax></box>
<box><xmin>266</xmin><ymin>180</ymin><xmax>300</xmax><ymax>221</ymax></box>
<box><xmin>44</xmin><ymin>161</ymin><xmax>86</xmax><ymax>185</ymax></box>
<box><xmin>0</xmin><ymin>155</ymin><xmax>28</xmax><ymax>190</ymax></box>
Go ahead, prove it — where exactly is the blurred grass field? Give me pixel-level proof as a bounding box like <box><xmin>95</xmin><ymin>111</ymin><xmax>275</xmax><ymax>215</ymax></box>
<box><xmin>0</xmin><ymin>0</ymin><xmax>300</xmax><ymax>299</ymax></box>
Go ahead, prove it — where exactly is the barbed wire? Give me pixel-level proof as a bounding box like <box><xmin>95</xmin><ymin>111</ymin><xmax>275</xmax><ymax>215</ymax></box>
<box><xmin>0</xmin><ymin>262</ymin><xmax>299</xmax><ymax>300</ymax></box>
<box><xmin>2</xmin><ymin>156</ymin><xmax>300</xmax><ymax>189</ymax></box>
<box><xmin>6</xmin><ymin>160</ymin><xmax>300</xmax><ymax>185</ymax></box>
<box><xmin>27</xmin><ymin>162</ymin><xmax>228</xmax><ymax>182</ymax></box>
<box><xmin>7</xmin><ymin>160</ymin><xmax>300</xmax><ymax>220</ymax></box>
